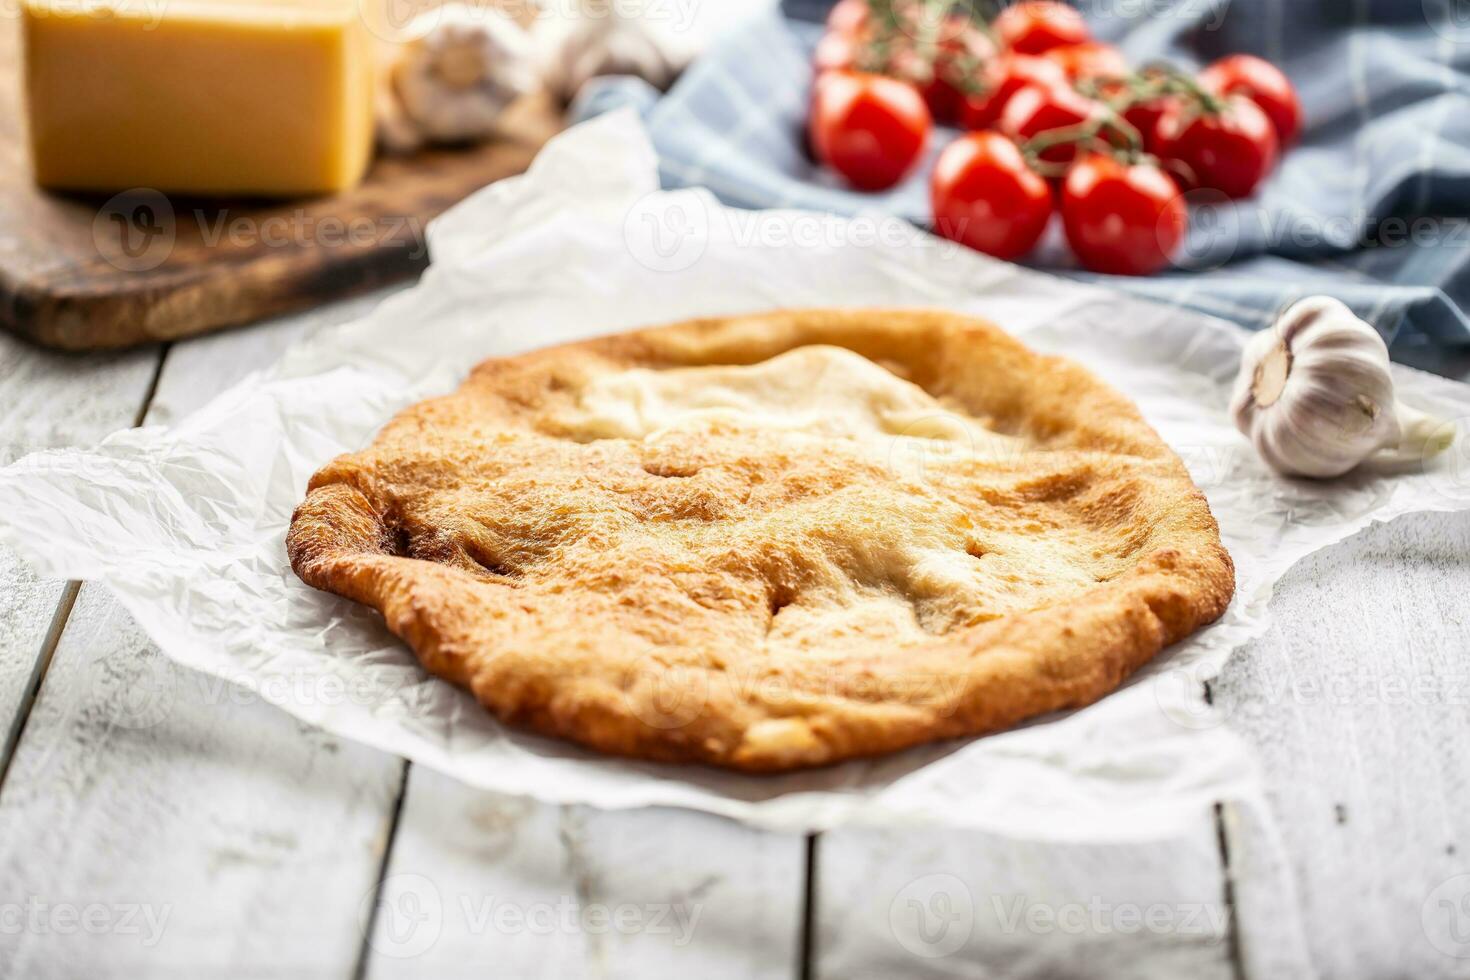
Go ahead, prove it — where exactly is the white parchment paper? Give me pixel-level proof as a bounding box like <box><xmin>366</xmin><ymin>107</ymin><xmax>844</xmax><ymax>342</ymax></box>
<box><xmin>4</xmin><ymin>112</ymin><xmax>1469</xmax><ymax>838</ymax></box>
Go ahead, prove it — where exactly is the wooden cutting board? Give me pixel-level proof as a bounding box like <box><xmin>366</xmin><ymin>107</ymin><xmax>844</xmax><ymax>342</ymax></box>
<box><xmin>0</xmin><ymin>23</ymin><xmax>562</xmax><ymax>351</ymax></box>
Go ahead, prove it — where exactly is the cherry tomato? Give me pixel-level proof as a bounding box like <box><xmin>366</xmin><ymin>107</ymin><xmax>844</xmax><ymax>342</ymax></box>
<box><xmin>1061</xmin><ymin>153</ymin><xmax>1187</xmax><ymax>276</ymax></box>
<box><xmin>1092</xmin><ymin>70</ymin><xmax>1175</xmax><ymax>154</ymax></box>
<box><xmin>809</xmin><ymin>70</ymin><xmax>932</xmax><ymax>191</ymax></box>
<box><xmin>994</xmin><ymin>1</ymin><xmax>1090</xmax><ymax>55</ymax></box>
<box><xmin>931</xmin><ymin>131</ymin><xmax>1054</xmax><ymax>260</ymax></box>
<box><xmin>917</xmin><ymin>25</ymin><xmax>999</xmax><ymax>125</ymax></box>
<box><xmin>919</xmin><ymin>74</ymin><xmax>969</xmax><ymax>129</ymax></box>
<box><xmin>999</xmin><ymin>82</ymin><xmax>1102</xmax><ymax>166</ymax></box>
<box><xmin>1044</xmin><ymin>41</ymin><xmax>1128</xmax><ymax>82</ymax></box>
<box><xmin>961</xmin><ymin>53</ymin><xmax>1069</xmax><ymax>129</ymax></box>
<box><xmin>1121</xmin><ymin>95</ymin><xmax>1176</xmax><ymax>154</ymax></box>
<box><xmin>1154</xmin><ymin>94</ymin><xmax>1279</xmax><ymax>199</ymax></box>
<box><xmin>1199</xmin><ymin>54</ymin><xmax>1303</xmax><ymax>146</ymax></box>
<box><xmin>826</xmin><ymin>0</ymin><xmax>870</xmax><ymax>36</ymax></box>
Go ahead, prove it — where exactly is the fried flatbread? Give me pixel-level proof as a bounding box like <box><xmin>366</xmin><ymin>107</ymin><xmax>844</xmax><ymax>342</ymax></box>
<box><xmin>287</xmin><ymin>308</ymin><xmax>1234</xmax><ymax>771</ymax></box>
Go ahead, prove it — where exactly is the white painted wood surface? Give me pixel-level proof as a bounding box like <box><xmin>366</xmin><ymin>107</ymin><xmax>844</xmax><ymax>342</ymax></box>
<box><xmin>0</xmin><ymin>339</ymin><xmax>158</xmax><ymax>752</ymax></box>
<box><xmin>0</xmin><ymin>585</ymin><xmax>401</xmax><ymax>978</ymax></box>
<box><xmin>1216</xmin><ymin>511</ymin><xmax>1470</xmax><ymax>980</ymax></box>
<box><xmin>815</xmin><ymin>821</ymin><xmax>1235</xmax><ymax>979</ymax></box>
<box><xmin>0</xmin><ymin>304</ymin><xmax>405</xmax><ymax>979</ymax></box>
<box><xmin>368</xmin><ymin>766</ymin><xmax>805</xmax><ymax>979</ymax></box>
<box><xmin>1</xmin><ymin>291</ymin><xmax>1468</xmax><ymax>979</ymax></box>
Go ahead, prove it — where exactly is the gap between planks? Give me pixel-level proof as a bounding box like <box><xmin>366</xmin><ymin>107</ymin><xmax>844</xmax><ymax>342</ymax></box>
<box><xmin>0</xmin><ymin>580</ymin><xmax>78</xmax><ymax>794</ymax></box>
<box><xmin>352</xmin><ymin>758</ymin><xmax>412</xmax><ymax>980</ymax></box>
<box><xmin>799</xmin><ymin>832</ymin><xmax>818</xmax><ymax>980</ymax></box>
<box><xmin>1213</xmin><ymin>800</ymin><xmax>1247</xmax><ymax>980</ymax></box>
<box><xmin>1206</xmin><ymin>678</ymin><xmax>1248</xmax><ymax>980</ymax></box>
<box><xmin>0</xmin><ymin>343</ymin><xmax>170</xmax><ymax>804</ymax></box>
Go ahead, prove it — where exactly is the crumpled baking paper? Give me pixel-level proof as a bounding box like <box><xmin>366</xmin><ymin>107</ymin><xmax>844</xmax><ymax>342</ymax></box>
<box><xmin>3</xmin><ymin>111</ymin><xmax>1469</xmax><ymax>837</ymax></box>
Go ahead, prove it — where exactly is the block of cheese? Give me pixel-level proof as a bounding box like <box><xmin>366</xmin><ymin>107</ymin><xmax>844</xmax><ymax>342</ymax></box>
<box><xmin>22</xmin><ymin>0</ymin><xmax>376</xmax><ymax>196</ymax></box>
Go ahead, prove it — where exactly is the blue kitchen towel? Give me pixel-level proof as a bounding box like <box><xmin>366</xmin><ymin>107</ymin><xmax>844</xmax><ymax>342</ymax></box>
<box><xmin>574</xmin><ymin>0</ymin><xmax>1470</xmax><ymax>369</ymax></box>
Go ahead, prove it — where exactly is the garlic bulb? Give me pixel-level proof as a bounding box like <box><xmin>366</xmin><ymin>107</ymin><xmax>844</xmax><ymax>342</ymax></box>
<box><xmin>1230</xmin><ymin>296</ymin><xmax>1452</xmax><ymax>478</ymax></box>
<box><xmin>378</xmin><ymin>5</ymin><xmax>540</xmax><ymax>154</ymax></box>
<box><xmin>535</xmin><ymin>0</ymin><xmax>693</xmax><ymax>104</ymax></box>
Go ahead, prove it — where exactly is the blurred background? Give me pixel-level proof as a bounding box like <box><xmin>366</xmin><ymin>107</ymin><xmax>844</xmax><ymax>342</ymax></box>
<box><xmin>573</xmin><ymin>0</ymin><xmax>1470</xmax><ymax>372</ymax></box>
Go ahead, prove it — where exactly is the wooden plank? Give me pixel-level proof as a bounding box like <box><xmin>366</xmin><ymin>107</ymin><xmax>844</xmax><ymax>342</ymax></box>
<box><xmin>0</xmin><ymin>334</ymin><xmax>159</xmax><ymax>746</ymax></box>
<box><xmin>0</xmin><ymin>18</ymin><xmax>561</xmax><ymax>351</ymax></box>
<box><xmin>814</xmin><ymin>820</ymin><xmax>1236</xmax><ymax>979</ymax></box>
<box><xmin>140</xmin><ymin>289</ymin><xmax>391</xmax><ymax>427</ymax></box>
<box><xmin>366</xmin><ymin>766</ymin><xmax>807</xmax><ymax>980</ymax></box>
<box><xmin>0</xmin><ymin>296</ymin><xmax>406</xmax><ymax>977</ymax></box>
<box><xmin>1218</xmin><ymin>798</ymin><xmax>1314</xmax><ymax>980</ymax></box>
<box><xmin>0</xmin><ymin>585</ymin><xmax>401</xmax><ymax>977</ymax></box>
<box><xmin>1215</xmin><ymin>510</ymin><xmax>1470</xmax><ymax>980</ymax></box>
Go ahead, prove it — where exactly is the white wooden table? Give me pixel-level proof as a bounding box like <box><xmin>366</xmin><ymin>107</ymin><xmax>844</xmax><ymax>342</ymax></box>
<box><xmin>1</xmin><ymin>294</ymin><xmax>1468</xmax><ymax>980</ymax></box>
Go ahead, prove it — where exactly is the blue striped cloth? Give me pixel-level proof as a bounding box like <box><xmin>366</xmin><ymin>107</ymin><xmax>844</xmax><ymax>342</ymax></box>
<box><xmin>574</xmin><ymin>0</ymin><xmax>1470</xmax><ymax>370</ymax></box>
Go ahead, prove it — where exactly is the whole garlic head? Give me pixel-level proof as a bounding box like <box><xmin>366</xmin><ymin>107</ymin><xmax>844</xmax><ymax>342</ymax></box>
<box><xmin>383</xmin><ymin>5</ymin><xmax>540</xmax><ymax>151</ymax></box>
<box><xmin>1230</xmin><ymin>296</ymin><xmax>1450</xmax><ymax>478</ymax></box>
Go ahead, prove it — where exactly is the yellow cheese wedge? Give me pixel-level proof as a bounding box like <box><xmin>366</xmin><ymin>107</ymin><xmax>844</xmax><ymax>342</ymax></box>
<box><xmin>22</xmin><ymin>0</ymin><xmax>376</xmax><ymax>197</ymax></box>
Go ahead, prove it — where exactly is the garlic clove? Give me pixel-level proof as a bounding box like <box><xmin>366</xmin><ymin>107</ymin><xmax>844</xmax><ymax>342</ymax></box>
<box><xmin>378</xmin><ymin>5</ymin><xmax>540</xmax><ymax>152</ymax></box>
<box><xmin>1231</xmin><ymin>296</ymin><xmax>1452</xmax><ymax>479</ymax></box>
<box><xmin>375</xmin><ymin>72</ymin><xmax>427</xmax><ymax>154</ymax></box>
<box><xmin>534</xmin><ymin>0</ymin><xmax>693</xmax><ymax>105</ymax></box>
<box><xmin>1380</xmin><ymin>401</ymin><xmax>1458</xmax><ymax>466</ymax></box>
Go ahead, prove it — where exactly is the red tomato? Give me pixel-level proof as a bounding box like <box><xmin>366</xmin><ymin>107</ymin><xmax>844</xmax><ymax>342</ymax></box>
<box><xmin>1121</xmin><ymin>96</ymin><xmax>1176</xmax><ymax>153</ymax></box>
<box><xmin>1154</xmin><ymin>94</ymin><xmax>1279</xmax><ymax>199</ymax></box>
<box><xmin>1092</xmin><ymin>73</ymin><xmax>1175</xmax><ymax>154</ymax></box>
<box><xmin>1044</xmin><ymin>41</ymin><xmax>1129</xmax><ymax>82</ymax></box>
<box><xmin>999</xmin><ymin>83</ymin><xmax>1102</xmax><ymax>166</ymax></box>
<box><xmin>931</xmin><ymin>131</ymin><xmax>1054</xmax><ymax>260</ymax></box>
<box><xmin>809</xmin><ymin>70</ymin><xmax>932</xmax><ymax>191</ymax></box>
<box><xmin>1061</xmin><ymin>153</ymin><xmax>1187</xmax><ymax>275</ymax></box>
<box><xmin>1199</xmin><ymin>54</ymin><xmax>1303</xmax><ymax>146</ymax></box>
<box><xmin>826</xmin><ymin>0</ymin><xmax>870</xmax><ymax>36</ymax></box>
<box><xmin>920</xmin><ymin>74</ymin><xmax>970</xmax><ymax>129</ymax></box>
<box><xmin>918</xmin><ymin>25</ymin><xmax>999</xmax><ymax>125</ymax></box>
<box><xmin>961</xmin><ymin>54</ymin><xmax>1069</xmax><ymax>129</ymax></box>
<box><xmin>994</xmin><ymin>1</ymin><xmax>1090</xmax><ymax>55</ymax></box>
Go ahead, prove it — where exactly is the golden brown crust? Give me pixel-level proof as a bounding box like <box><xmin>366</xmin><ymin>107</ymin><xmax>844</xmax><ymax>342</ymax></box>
<box><xmin>287</xmin><ymin>308</ymin><xmax>1235</xmax><ymax>771</ymax></box>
